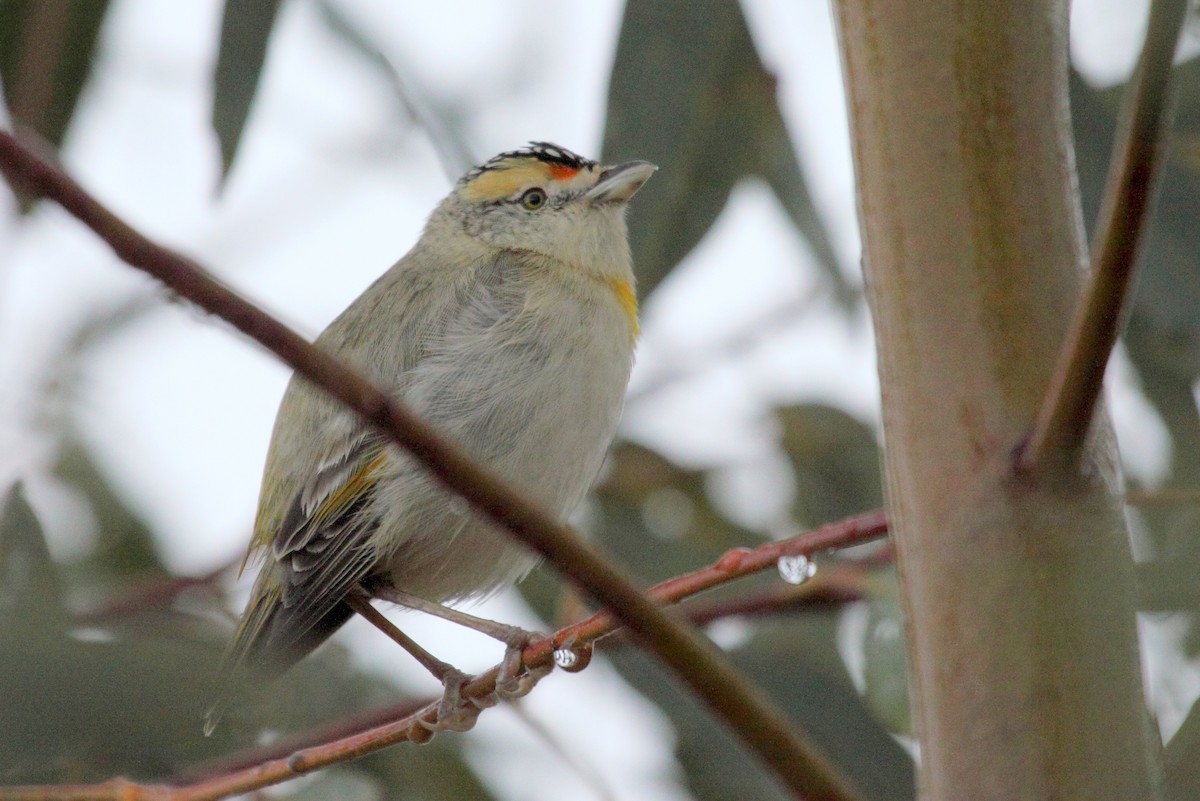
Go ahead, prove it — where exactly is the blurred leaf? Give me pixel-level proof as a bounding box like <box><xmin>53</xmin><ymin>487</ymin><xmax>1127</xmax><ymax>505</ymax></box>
<box><xmin>1072</xmin><ymin>62</ymin><xmax>1200</xmax><ymax>388</ymax></box>
<box><xmin>778</xmin><ymin>404</ymin><xmax>883</xmax><ymax>528</ymax></box>
<box><xmin>1074</xmin><ymin>62</ymin><xmax>1200</xmax><ymax>647</ymax></box>
<box><xmin>602</xmin><ymin>0</ymin><xmax>851</xmax><ymax>304</ymax></box>
<box><xmin>861</xmin><ymin>594</ymin><xmax>911</xmax><ymax>734</ymax></box>
<box><xmin>605</xmin><ymin>614</ymin><xmax>913</xmax><ymax>801</ymax></box>
<box><xmin>0</xmin><ymin>0</ymin><xmax>111</xmax><ymax>149</ymax></box>
<box><xmin>523</xmin><ymin>441</ymin><xmax>910</xmax><ymax>800</ymax></box>
<box><xmin>54</xmin><ymin>437</ymin><xmax>164</xmax><ymax>579</ymax></box>
<box><xmin>357</xmin><ymin>732</ymin><xmax>500</xmax><ymax>801</ymax></box>
<box><xmin>282</xmin><ymin>770</ymin><xmax>381</xmax><ymax>801</ymax></box>
<box><xmin>1169</xmin><ymin>55</ymin><xmax>1200</xmax><ymax>141</ymax></box>
<box><xmin>0</xmin><ymin>597</ymin><xmax>476</xmax><ymax>788</ymax></box>
<box><xmin>0</xmin><ymin>483</ymin><xmax>66</xmax><ymax>630</ymax></box>
<box><xmin>0</xmin><ymin>614</ymin><xmax>229</xmax><ymax>781</ymax></box>
<box><xmin>1166</xmin><ymin>696</ymin><xmax>1200</xmax><ymax>801</ymax></box>
<box><xmin>212</xmin><ymin>0</ymin><xmax>286</xmax><ymax>181</ymax></box>
<box><xmin>733</xmin><ymin>616</ymin><xmax>915</xmax><ymax>801</ymax></box>
<box><xmin>593</xmin><ymin>442</ymin><xmax>766</xmax><ymax>584</ymax></box>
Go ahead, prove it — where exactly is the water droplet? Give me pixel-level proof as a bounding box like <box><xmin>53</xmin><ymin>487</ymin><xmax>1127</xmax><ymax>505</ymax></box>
<box><xmin>777</xmin><ymin>554</ymin><xmax>817</xmax><ymax>585</ymax></box>
<box><xmin>552</xmin><ymin>641</ymin><xmax>592</xmax><ymax>672</ymax></box>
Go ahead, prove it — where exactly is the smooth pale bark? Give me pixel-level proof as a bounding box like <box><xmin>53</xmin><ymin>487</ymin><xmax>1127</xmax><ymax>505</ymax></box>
<box><xmin>832</xmin><ymin>2</ymin><xmax>1160</xmax><ymax>799</ymax></box>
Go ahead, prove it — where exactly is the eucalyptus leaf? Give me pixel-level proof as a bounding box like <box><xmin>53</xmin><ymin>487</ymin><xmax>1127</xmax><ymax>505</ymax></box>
<box><xmin>861</xmin><ymin>595</ymin><xmax>911</xmax><ymax>735</ymax></box>
<box><xmin>1165</xmin><ymin>695</ymin><xmax>1200</xmax><ymax>801</ymax></box>
<box><xmin>1073</xmin><ymin>65</ymin><xmax>1200</xmax><ymax>633</ymax></box>
<box><xmin>0</xmin><ymin>0</ymin><xmax>112</xmax><ymax>150</ymax></box>
<box><xmin>605</xmin><ymin>614</ymin><xmax>914</xmax><ymax>801</ymax></box>
<box><xmin>777</xmin><ymin>404</ymin><xmax>883</xmax><ymax>528</ymax></box>
<box><xmin>602</xmin><ymin>0</ymin><xmax>848</xmax><ymax>303</ymax></box>
<box><xmin>212</xmin><ymin>0</ymin><xmax>286</xmax><ymax>181</ymax></box>
<box><xmin>0</xmin><ymin>483</ymin><xmax>65</xmax><ymax>629</ymax></box>
<box><xmin>54</xmin><ymin>438</ymin><xmax>163</xmax><ymax>579</ymax></box>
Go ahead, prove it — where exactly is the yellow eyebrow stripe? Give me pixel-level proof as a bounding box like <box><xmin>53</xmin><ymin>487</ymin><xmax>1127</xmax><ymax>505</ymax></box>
<box><xmin>462</xmin><ymin>162</ymin><xmax>556</xmax><ymax>202</ymax></box>
<box><xmin>607</xmin><ymin>278</ymin><xmax>639</xmax><ymax>341</ymax></box>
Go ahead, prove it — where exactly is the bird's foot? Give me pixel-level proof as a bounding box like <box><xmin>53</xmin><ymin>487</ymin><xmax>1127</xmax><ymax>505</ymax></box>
<box><xmin>427</xmin><ymin>668</ymin><xmax>484</xmax><ymax>733</ymax></box>
<box><xmin>496</xmin><ymin>630</ymin><xmax>552</xmax><ymax>699</ymax></box>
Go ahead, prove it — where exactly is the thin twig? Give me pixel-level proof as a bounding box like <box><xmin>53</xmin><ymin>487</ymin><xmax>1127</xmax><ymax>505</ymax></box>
<box><xmin>0</xmin><ymin>510</ymin><xmax>888</xmax><ymax>801</ymax></box>
<box><xmin>0</xmin><ymin>129</ymin><xmax>868</xmax><ymax>801</ymax></box>
<box><xmin>183</xmin><ymin>522</ymin><xmax>884</xmax><ymax>783</ymax></box>
<box><xmin>77</xmin><ymin>560</ymin><xmax>235</xmax><ymax>623</ymax></box>
<box><xmin>681</xmin><ymin>563</ymin><xmax>869</xmax><ymax>627</ymax></box>
<box><xmin>1019</xmin><ymin>0</ymin><xmax>1189</xmax><ymax>472</ymax></box>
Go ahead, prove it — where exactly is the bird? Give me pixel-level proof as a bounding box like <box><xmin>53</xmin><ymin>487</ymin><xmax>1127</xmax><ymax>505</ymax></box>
<box><xmin>206</xmin><ymin>142</ymin><xmax>655</xmax><ymax>733</ymax></box>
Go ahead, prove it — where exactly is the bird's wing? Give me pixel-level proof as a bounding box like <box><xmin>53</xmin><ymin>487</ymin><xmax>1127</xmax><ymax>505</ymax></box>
<box><xmin>232</xmin><ymin>250</ymin><xmax>526</xmax><ymax>666</ymax></box>
<box><xmin>265</xmin><ymin>431</ymin><xmax>387</xmax><ymax>645</ymax></box>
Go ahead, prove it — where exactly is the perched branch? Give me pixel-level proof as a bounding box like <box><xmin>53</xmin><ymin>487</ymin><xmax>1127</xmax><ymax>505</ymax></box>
<box><xmin>1019</xmin><ymin>0</ymin><xmax>1189</xmax><ymax>472</ymax></box>
<box><xmin>188</xmin><ymin>565</ymin><xmax>878</xmax><ymax>785</ymax></box>
<box><xmin>0</xmin><ymin>129</ymin><xmax>866</xmax><ymax>801</ymax></box>
<box><xmin>682</xmin><ymin>563</ymin><xmax>869</xmax><ymax>627</ymax></box>
<box><xmin>0</xmin><ymin>510</ymin><xmax>889</xmax><ymax>801</ymax></box>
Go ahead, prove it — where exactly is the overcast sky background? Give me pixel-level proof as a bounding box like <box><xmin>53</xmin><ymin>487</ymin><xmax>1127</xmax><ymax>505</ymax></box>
<box><xmin>0</xmin><ymin>1</ymin><xmax>1187</xmax><ymax>799</ymax></box>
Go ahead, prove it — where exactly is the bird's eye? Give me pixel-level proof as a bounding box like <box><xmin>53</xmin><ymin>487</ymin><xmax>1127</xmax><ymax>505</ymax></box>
<box><xmin>520</xmin><ymin>188</ymin><xmax>547</xmax><ymax>210</ymax></box>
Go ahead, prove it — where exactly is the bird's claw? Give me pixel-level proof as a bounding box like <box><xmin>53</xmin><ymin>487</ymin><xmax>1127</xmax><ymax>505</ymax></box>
<box><xmin>429</xmin><ymin>668</ymin><xmax>482</xmax><ymax>733</ymax></box>
<box><xmin>496</xmin><ymin>631</ymin><xmax>552</xmax><ymax>699</ymax></box>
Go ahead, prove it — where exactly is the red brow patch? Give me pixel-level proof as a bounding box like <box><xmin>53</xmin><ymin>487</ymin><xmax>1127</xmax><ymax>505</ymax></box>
<box><xmin>549</xmin><ymin>163</ymin><xmax>580</xmax><ymax>180</ymax></box>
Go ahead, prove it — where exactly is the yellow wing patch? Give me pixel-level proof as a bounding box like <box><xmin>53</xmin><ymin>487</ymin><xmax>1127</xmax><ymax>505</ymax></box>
<box><xmin>310</xmin><ymin>452</ymin><xmax>388</xmax><ymax>529</ymax></box>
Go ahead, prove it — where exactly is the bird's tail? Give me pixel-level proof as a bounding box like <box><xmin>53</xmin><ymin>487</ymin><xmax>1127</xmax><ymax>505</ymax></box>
<box><xmin>204</xmin><ymin>583</ymin><xmax>352</xmax><ymax>735</ymax></box>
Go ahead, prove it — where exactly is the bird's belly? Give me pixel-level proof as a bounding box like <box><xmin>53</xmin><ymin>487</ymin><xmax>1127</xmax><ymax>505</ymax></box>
<box><xmin>371</xmin><ymin>297</ymin><xmax>633</xmax><ymax>603</ymax></box>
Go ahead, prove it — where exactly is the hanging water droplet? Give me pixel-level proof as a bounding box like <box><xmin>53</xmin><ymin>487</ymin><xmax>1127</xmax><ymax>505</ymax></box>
<box><xmin>777</xmin><ymin>554</ymin><xmax>817</xmax><ymax>585</ymax></box>
<box><xmin>552</xmin><ymin>641</ymin><xmax>592</xmax><ymax>672</ymax></box>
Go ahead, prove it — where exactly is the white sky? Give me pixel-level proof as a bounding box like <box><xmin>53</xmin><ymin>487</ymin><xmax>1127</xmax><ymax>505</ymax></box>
<box><xmin>0</xmin><ymin>0</ymin><xmax>1193</xmax><ymax>798</ymax></box>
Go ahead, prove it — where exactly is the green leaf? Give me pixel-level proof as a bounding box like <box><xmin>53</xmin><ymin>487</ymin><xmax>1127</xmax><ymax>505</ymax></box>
<box><xmin>1166</xmin><ymin>696</ymin><xmax>1200</xmax><ymax>801</ymax></box>
<box><xmin>605</xmin><ymin>614</ymin><xmax>914</xmax><ymax>801</ymax></box>
<box><xmin>1168</xmin><ymin>55</ymin><xmax>1200</xmax><ymax>142</ymax></box>
<box><xmin>861</xmin><ymin>593</ymin><xmax>911</xmax><ymax>734</ymax></box>
<box><xmin>212</xmin><ymin>0</ymin><xmax>286</xmax><ymax>181</ymax></box>
<box><xmin>593</xmin><ymin>441</ymin><xmax>767</xmax><ymax>583</ymax></box>
<box><xmin>777</xmin><ymin>404</ymin><xmax>883</xmax><ymax>528</ymax></box>
<box><xmin>521</xmin><ymin>440</ymin><xmax>910</xmax><ymax>799</ymax></box>
<box><xmin>0</xmin><ymin>483</ymin><xmax>66</xmax><ymax>630</ymax></box>
<box><xmin>54</xmin><ymin>438</ymin><xmax>164</xmax><ymax>579</ymax></box>
<box><xmin>0</xmin><ymin>0</ymin><xmax>112</xmax><ymax>150</ymax></box>
<box><xmin>602</xmin><ymin>0</ymin><xmax>849</xmax><ymax>303</ymax></box>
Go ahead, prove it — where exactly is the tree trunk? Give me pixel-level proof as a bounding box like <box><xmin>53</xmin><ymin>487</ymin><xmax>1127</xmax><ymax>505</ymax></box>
<box><xmin>831</xmin><ymin>1</ymin><xmax>1161</xmax><ymax>798</ymax></box>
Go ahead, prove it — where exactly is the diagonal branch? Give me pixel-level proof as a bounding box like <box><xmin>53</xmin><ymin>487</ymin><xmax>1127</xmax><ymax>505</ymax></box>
<box><xmin>1019</xmin><ymin>0</ymin><xmax>1189</xmax><ymax>473</ymax></box>
<box><xmin>0</xmin><ymin>511</ymin><xmax>889</xmax><ymax>801</ymax></box>
<box><xmin>0</xmin><ymin>129</ymin><xmax>866</xmax><ymax>801</ymax></box>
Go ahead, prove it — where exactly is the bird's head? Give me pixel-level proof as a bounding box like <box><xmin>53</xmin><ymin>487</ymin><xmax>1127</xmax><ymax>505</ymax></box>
<box><xmin>439</xmin><ymin>142</ymin><xmax>655</xmax><ymax>278</ymax></box>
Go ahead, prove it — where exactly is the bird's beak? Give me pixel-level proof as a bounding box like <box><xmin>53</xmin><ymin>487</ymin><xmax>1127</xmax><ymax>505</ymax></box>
<box><xmin>585</xmin><ymin>160</ymin><xmax>657</xmax><ymax>205</ymax></box>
